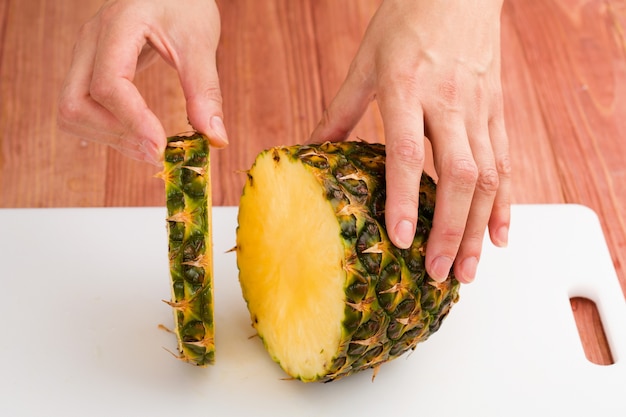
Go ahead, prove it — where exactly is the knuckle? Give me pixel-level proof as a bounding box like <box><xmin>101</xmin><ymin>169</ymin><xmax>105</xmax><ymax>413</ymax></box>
<box><xmin>448</xmin><ymin>157</ymin><xmax>478</xmax><ymax>188</ymax></box>
<box><xmin>389</xmin><ymin>137</ymin><xmax>425</xmax><ymax>168</ymax></box>
<box><xmin>379</xmin><ymin>67</ymin><xmax>421</xmax><ymax>99</ymax></box>
<box><xmin>201</xmin><ymin>83</ymin><xmax>223</xmax><ymax>104</ymax></box>
<box><xmin>475</xmin><ymin>166</ymin><xmax>500</xmax><ymax>193</ymax></box>
<box><xmin>98</xmin><ymin>1</ymin><xmax>126</xmax><ymax>24</ymax></box>
<box><xmin>57</xmin><ymin>94</ymin><xmax>82</xmax><ymax>126</ymax></box>
<box><xmin>438</xmin><ymin>78</ymin><xmax>460</xmax><ymax>106</ymax></box>
<box><xmin>387</xmin><ymin>186</ymin><xmax>421</xmax><ymax>227</ymax></box>
<box><xmin>465</xmin><ymin>229</ymin><xmax>487</xmax><ymax>247</ymax></box>
<box><xmin>89</xmin><ymin>77</ymin><xmax>115</xmax><ymax>105</ymax></box>
<box><xmin>496</xmin><ymin>154</ymin><xmax>512</xmax><ymax>177</ymax></box>
<box><xmin>398</xmin><ymin>72</ymin><xmax>421</xmax><ymax>95</ymax></box>
<box><xmin>76</xmin><ymin>20</ymin><xmax>95</xmax><ymax>39</ymax></box>
<box><xmin>395</xmin><ymin>193</ymin><xmax>421</xmax><ymax>212</ymax></box>
<box><xmin>492</xmin><ymin>198</ymin><xmax>510</xmax><ymax>214</ymax></box>
<box><xmin>382</xmin><ymin>65</ymin><xmax>419</xmax><ymax>87</ymax></box>
<box><xmin>439</xmin><ymin>225</ymin><xmax>465</xmax><ymax>242</ymax></box>
<box><xmin>186</xmin><ymin>83</ymin><xmax>224</xmax><ymax>114</ymax></box>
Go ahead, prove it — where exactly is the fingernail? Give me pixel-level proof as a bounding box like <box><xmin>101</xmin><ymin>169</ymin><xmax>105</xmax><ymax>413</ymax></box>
<box><xmin>140</xmin><ymin>140</ymin><xmax>162</xmax><ymax>166</ymax></box>
<box><xmin>210</xmin><ymin>116</ymin><xmax>229</xmax><ymax>146</ymax></box>
<box><xmin>394</xmin><ymin>220</ymin><xmax>415</xmax><ymax>249</ymax></box>
<box><xmin>431</xmin><ymin>256</ymin><xmax>453</xmax><ymax>282</ymax></box>
<box><xmin>496</xmin><ymin>225</ymin><xmax>509</xmax><ymax>247</ymax></box>
<box><xmin>459</xmin><ymin>257</ymin><xmax>478</xmax><ymax>283</ymax></box>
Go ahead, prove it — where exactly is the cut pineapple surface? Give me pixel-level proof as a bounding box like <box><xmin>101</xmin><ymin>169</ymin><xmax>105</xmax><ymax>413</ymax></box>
<box><xmin>160</xmin><ymin>133</ymin><xmax>214</xmax><ymax>367</ymax></box>
<box><xmin>237</xmin><ymin>151</ymin><xmax>346</xmax><ymax>379</ymax></box>
<box><xmin>236</xmin><ymin>142</ymin><xmax>460</xmax><ymax>382</ymax></box>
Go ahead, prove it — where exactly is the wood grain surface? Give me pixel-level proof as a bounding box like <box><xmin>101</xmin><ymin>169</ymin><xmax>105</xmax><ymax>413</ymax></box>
<box><xmin>1</xmin><ymin>0</ymin><xmax>624</xmax><ymax>366</ymax></box>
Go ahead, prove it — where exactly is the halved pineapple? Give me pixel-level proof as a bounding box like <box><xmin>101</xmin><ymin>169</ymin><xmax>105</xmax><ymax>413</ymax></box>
<box><xmin>236</xmin><ymin>141</ymin><xmax>460</xmax><ymax>382</ymax></box>
<box><xmin>159</xmin><ymin>133</ymin><xmax>214</xmax><ymax>366</ymax></box>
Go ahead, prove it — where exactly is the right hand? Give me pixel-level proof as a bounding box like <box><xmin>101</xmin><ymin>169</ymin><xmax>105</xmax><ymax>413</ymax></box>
<box><xmin>310</xmin><ymin>0</ymin><xmax>510</xmax><ymax>284</ymax></box>
<box><xmin>57</xmin><ymin>0</ymin><xmax>228</xmax><ymax>165</ymax></box>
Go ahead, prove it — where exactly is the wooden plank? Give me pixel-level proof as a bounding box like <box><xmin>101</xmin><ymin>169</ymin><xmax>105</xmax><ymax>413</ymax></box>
<box><xmin>215</xmin><ymin>0</ymin><xmax>324</xmax><ymax>205</ymax></box>
<box><xmin>501</xmin><ymin>2</ymin><xmax>565</xmax><ymax>204</ymax></box>
<box><xmin>310</xmin><ymin>0</ymin><xmax>384</xmax><ymax>140</ymax></box>
<box><xmin>505</xmin><ymin>0</ymin><xmax>626</xmax><ymax>298</ymax></box>
<box><xmin>571</xmin><ymin>297</ymin><xmax>615</xmax><ymax>365</ymax></box>
<box><xmin>0</xmin><ymin>0</ymin><xmax>109</xmax><ymax>207</ymax></box>
<box><xmin>504</xmin><ymin>0</ymin><xmax>626</xmax><ymax>366</ymax></box>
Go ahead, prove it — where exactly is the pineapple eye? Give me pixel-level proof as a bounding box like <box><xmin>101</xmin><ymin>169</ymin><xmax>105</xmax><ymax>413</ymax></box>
<box><xmin>162</xmin><ymin>133</ymin><xmax>214</xmax><ymax>367</ymax></box>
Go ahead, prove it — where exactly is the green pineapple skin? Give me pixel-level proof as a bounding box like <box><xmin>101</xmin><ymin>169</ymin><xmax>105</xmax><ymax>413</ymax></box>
<box><xmin>162</xmin><ymin>133</ymin><xmax>214</xmax><ymax>367</ymax></box>
<box><xmin>243</xmin><ymin>141</ymin><xmax>460</xmax><ymax>382</ymax></box>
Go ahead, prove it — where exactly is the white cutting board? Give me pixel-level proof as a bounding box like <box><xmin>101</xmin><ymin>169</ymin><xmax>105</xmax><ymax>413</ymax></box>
<box><xmin>0</xmin><ymin>205</ymin><xmax>624</xmax><ymax>416</ymax></box>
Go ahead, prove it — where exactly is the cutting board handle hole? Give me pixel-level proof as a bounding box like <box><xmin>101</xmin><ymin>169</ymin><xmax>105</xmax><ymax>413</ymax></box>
<box><xmin>570</xmin><ymin>297</ymin><xmax>614</xmax><ymax>365</ymax></box>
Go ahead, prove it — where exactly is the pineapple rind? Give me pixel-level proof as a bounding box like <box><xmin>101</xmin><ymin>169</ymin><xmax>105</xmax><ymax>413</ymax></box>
<box><xmin>237</xmin><ymin>141</ymin><xmax>460</xmax><ymax>382</ymax></box>
<box><xmin>163</xmin><ymin>133</ymin><xmax>214</xmax><ymax>366</ymax></box>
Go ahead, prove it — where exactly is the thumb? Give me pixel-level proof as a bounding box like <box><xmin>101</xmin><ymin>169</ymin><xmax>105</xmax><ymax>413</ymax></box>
<box><xmin>309</xmin><ymin>62</ymin><xmax>374</xmax><ymax>144</ymax></box>
<box><xmin>178</xmin><ymin>51</ymin><xmax>228</xmax><ymax>148</ymax></box>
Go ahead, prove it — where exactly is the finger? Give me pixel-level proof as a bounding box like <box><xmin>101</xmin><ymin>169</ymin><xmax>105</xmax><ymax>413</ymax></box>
<box><xmin>59</xmin><ymin>119</ymin><xmax>159</xmax><ymax>165</ymax></box>
<box><xmin>377</xmin><ymin>81</ymin><xmax>426</xmax><ymax>250</ymax></box>
<box><xmin>454</xmin><ymin>130</ymin><xmax>498</xmax><ymax>284</ymax></box>
<box><xmin>175</xmin><ymin>33</ymin><xmax>229</xmax><ymax>148</ymax></box>
<box><xmin>451</xmin><ymin>80</ymin><xmax>500</xmax><ymax>283</ymax></box>
<box><xmin>139</xmin><ymin>1</ymin><xmax>228</xmax><ymax>149</ymax></box>
<box><xmin>89</xmin><ymin>15</ymin><xmax>166</xmax><ymax>161</ymax></box>
<box><xmin>58</xmin><ymin>20</ymin><xmax>127</xmax><ymax>142</ymax></box>
<box><xmin>178</xmin><ymin>53</ymin><xmax>228</xmax><ymax>148</ymax></box>
<box><xmin>309</xmin><ymin>59</ymin><xmax>375</xmax><ymax>144</ymax></box>
<box><xmin>426</xmin><ymin>117</ymin><xmax>477</xmax><ymax>282</ymax></box>
<box><xmin>57</xmin><ymin>19</ymin><xmax>159</xmax><ymax>164</ymax></box>
<box><xmin>487</xmin><ymin>111</ymin><xmax>511</xmax><ymax>247</ymax></box>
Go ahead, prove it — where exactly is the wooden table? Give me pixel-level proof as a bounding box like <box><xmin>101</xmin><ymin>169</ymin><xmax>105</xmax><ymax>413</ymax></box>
<box><xmin>1</xmin><ymin>0</ymin><xmax>624</xmax><ymax>365</ymax></box>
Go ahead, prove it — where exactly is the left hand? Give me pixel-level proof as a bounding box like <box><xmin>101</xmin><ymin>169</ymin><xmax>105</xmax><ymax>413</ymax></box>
<box><xmin>310</xmin><ymin>0</ymin><xmax>511</xmax><ymax>284</ymax></box>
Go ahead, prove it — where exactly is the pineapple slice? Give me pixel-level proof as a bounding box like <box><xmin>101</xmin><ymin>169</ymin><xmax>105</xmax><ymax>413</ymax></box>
<box><xmin>236</xmin><ymin>141</ymin><xmax>460</xmax><ymax>382</ymax></box>
<box><xmin>160</xmin><ymin>133</ymin><xmax>214</xmax><ymax>366</ymax></box>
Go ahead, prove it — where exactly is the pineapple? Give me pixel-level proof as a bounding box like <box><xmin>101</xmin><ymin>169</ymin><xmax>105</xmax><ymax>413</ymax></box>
<box><xmin>159</xmin><ymin>133</ymin><xmax>214</xmax><ymax>366</ymax></box>
<box><xmin>236</xmin><ymin>141</ymin><xmax>460</xmax><ymax>382</ymax></box>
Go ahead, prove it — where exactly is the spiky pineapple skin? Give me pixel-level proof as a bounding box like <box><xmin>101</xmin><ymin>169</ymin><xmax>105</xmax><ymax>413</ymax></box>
<box><xmin>161</xmin><ymin>133</ymin><xmax>214</xmax><ymax>366</ymax></box>
<box><xmin>237</xmin><ymin>141</ymin><xmax>460</xmax><ymax>382</ymax></box>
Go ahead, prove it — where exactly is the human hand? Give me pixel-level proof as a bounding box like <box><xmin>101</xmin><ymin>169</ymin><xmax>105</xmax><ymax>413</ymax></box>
<box><xmin>58</xmin><ymin>0</ymin><xmax>228</xmax><ymax>165</ymax></box>
<box><xmin>310</xmin><ymin>0</ymin><xmax>510</xmax><ymax>284</ymax></box>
